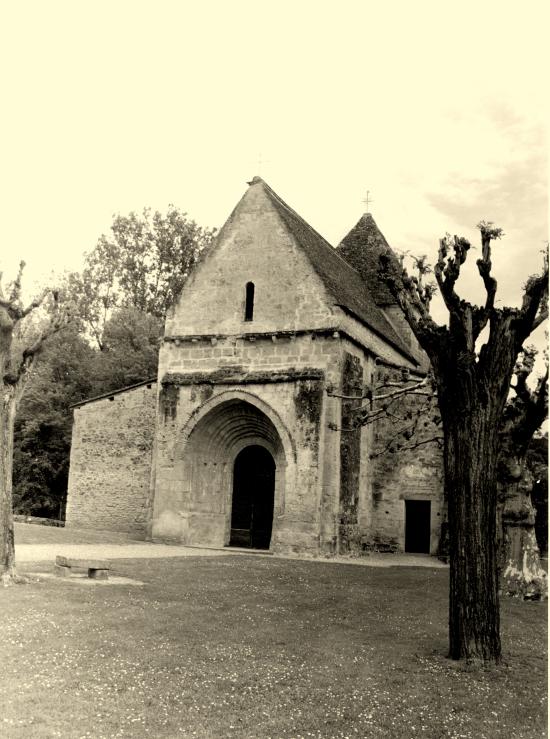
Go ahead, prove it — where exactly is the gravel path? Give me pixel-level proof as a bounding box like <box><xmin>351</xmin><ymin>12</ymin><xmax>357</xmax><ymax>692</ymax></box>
<box><xmin>15</xmin><ymin>542</ymin><xmax>232</xmax><ymax>562</ymax></box>
<box><xmin>14</xmin><ymin>523</ymin><xmax>447</xmax><ymax>568</ymax></box>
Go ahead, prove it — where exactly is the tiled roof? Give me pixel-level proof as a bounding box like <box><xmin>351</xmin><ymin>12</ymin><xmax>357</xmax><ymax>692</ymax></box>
<box><xmin>258</xmin><ymin>179</ymin><xmax>417</xmax><ymax>365</ymax></box>
<box><xmin>336</xmin><ymin>212</ymin><xmax>396</xmax><ymax>305</ymax></box>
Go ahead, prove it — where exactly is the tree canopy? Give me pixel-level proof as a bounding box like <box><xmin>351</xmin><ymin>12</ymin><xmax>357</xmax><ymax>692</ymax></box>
<box><xmin>11</xmin><ymin>205</ymin><xmax>216</xmax><ymax>523</ymax></box>
<box><xmin>69</xmin><ymin>205</ymin><xmax>216</xmax><ymax>348</ymax></box>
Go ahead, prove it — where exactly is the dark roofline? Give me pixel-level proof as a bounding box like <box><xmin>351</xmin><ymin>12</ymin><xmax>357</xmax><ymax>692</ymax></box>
<box><xmin>260</xmin><ymin>179</ymin><xmax>368</xmax><ymax>276</ymax></box>
<box><xmin>70</xmin><ymin>378</ymin><xmax>157</xmax><ymax>409</ymax></box>
<box><xmin>258</xmin><ymin>180</ymin><xmax>418</xmax><ymax>365</ymax></box>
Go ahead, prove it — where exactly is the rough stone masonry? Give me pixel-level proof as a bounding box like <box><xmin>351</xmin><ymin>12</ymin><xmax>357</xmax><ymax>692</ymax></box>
<box><xmin>66</xmin><ymin>177</ymin><xmax>443</xmax><ymax>556</ymax></box>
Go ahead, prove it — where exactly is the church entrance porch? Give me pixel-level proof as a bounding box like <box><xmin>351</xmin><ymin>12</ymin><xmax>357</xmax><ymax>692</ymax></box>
<box><xmin>230</xmin><ymin>445</ymin><xmax>275</xmax><ymax>549</ymax></box>
<box><xmin>151</xmin><ymin>392</ymin><xmax>291</xmax><ymax>550</ymax></box>
<box><xmin>404</xmin><ymin>499</ymin><xmax>431</xmax><ymax>553</ymax></box>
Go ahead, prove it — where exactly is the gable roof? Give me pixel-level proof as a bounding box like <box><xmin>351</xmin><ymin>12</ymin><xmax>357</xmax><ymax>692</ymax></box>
<box><xmin>336</xmin><ymin>212</ymin><xmax>396</xmax><ymax>305</ymax></box>
<box><xmin>254</xmin><ymin>178</ymin><xmax>417</xmax><ymax>365</ymax></box>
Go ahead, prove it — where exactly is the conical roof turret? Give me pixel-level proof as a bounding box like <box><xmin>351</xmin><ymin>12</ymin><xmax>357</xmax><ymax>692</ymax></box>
<box><xmin>336</xmin><ymin>212</ymin><xmax>396</xmax><ymax>306</ymax></box>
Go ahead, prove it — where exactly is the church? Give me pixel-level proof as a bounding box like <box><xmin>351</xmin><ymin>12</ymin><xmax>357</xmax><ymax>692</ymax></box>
<box><xmin>65</xmin><ymin>177</ymin><xmax>444</xmax><ymax>556</ymax></box>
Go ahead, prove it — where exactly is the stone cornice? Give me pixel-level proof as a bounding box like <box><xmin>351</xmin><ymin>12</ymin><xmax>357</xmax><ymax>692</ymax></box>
<box><xmin>161</xmin><ymin>367</ymin><xmax>325</xmax><ymax>387</ymax></box>
<box><xmin>163</xmin><ymin>327</ymin><xmax>340</xmax><ymax>344</ymax></box>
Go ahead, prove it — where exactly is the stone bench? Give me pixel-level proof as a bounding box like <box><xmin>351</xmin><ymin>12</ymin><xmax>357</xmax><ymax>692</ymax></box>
<box><xmin>55</xmin><ymin>555</ymin><xmax>110</xmax><ymax>580</ymax></box>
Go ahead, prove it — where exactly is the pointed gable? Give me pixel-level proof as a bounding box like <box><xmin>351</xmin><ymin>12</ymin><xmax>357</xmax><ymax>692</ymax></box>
<box><xmin>260</xmin><ymin>179</ymin><xmax>417</xmax><ymax>364</ymax></box>
<box><xmin>336</xmin><ymin>212</ymin><xmax>396</xmax><ymax>306</ymax></box>
<box><xmin>168</xmin><ymin>177</ymin><xmax>417</xmax><ymax>365</ymax></box>
<box><xmin>166</xmin><ymin>176</ymin><xmax>338</xmax><ymax>337</ymax></box>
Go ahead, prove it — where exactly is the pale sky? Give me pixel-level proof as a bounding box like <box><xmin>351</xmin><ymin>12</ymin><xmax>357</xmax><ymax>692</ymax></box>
<box><xmin>1</xmin><ymin>1</ymin><xmax>548</xmax><ymax>333</ymax></box>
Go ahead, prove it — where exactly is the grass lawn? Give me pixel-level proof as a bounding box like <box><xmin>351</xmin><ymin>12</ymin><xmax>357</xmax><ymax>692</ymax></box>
<box><xmin>13</xmin><ymin>523</ymin><xmax>143</xmax><ymax>545</ymax></box>
<box><xmin>1</xmin><ymin>552</ymin><xmax>546</xmax><ymax>739</ymax></box>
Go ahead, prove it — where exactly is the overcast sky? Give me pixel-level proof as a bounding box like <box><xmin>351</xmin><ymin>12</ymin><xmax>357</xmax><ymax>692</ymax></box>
<box><xmin>1</xmin><ymin>1</ymin><xmax>548</xmax><ymax>332</ymax></box>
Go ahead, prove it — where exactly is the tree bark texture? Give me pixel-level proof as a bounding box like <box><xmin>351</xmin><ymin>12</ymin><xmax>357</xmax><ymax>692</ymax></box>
<box><xmin>1</xmin><ymin>386</ymin><xmax>17</xmax><ymax>582</ymax></box>
<box><xmin>443</xmin><ymin>405</ymin><xmax>502</xmax><ymax>661</ymax></box>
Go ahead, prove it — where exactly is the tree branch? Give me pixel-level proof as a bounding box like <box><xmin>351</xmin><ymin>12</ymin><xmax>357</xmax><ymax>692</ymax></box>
<box><xmin>516</xmin><ymin>249</ymin><xmax>549</xmax><ymax>346</ymax></box>
<box><xmin>0</xmin><ymin>284</ymin><xmax>50</xmax><ymax>323</ymax></box>
<box><xmin>531</xmin><ymin>308</ymin><xmax>548</xmax><ymax>332</ymax></box>
<box><xmin>379</xmin><ymin>249</ymin><xmax>447</xmax><ymax>360</ymax></box>
<box><xmin>434</xmin><ymin>234</ymin><xmax>470</xmax><ymax>314</ymax></box>
<box><xmin>472</xmin><ymin>222</ymin><xmax>501</xmax><ymax>338</ymax></box>
<box><xmin>2</xmin><ymin>291</ymin><xmax>68</xmax><ymax>386</ymax></box>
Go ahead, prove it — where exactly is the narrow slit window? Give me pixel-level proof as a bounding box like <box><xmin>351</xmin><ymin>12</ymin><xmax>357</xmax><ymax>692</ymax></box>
<box><xmin>244</xmin><ymin>282</ymin><xmax>255</xmax><ymax>321</ymax></box>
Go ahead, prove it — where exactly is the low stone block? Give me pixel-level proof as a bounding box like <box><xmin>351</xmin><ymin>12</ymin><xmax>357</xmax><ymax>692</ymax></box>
<box><xmin>56</xmin><ymin>555</ymin><xmax>110</xmax><ymax>570</ymax></box>
<box><xmin>54</xmin><ymin>555</ymin><xmax>110</xmax><ymax>579</ymax></box>
<box><xmin>54</xmin><ymin>564</ymin><xmax>71</xmax><ymax>577</ymax></box>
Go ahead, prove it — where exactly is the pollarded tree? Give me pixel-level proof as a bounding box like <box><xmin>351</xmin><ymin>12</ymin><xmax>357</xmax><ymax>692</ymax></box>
<box><xmin>344</xmin><ymin>350</ymin><xmax>547</xmax><ymax>576</ymax></box>
<box><xmin>380</xmin><ymin>225</ymin><xmax>548</xmax><ymax>662</ymax></box>
<box><xmin>0</xmin><ymin>263</ymin><xmax>67</xmax><ymax>584</ymax></box>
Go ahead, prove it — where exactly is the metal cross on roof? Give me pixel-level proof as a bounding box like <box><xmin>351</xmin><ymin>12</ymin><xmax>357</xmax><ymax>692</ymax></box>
<box><xmin>363</xmin><ymin>190</ymin><xmax>374</xmax><ymax>213</ymax></box>
<box><xmin>257</xmin><ymin>152</ymin><xmax>270</xmax><ymax>176</ymax></box>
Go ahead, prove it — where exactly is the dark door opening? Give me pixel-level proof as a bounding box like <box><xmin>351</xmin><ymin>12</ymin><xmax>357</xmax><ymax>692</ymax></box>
<box><xmin>230</xmin><ymin>445</ymin><xmax>275</xmax><ymax>549</ymax></box>
<box><xmin>405</xmin><ymin>500</ymin><xmax>431</xmax><ymax>554</ymax></box>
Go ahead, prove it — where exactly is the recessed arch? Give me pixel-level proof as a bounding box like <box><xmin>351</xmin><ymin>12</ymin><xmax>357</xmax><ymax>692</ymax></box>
<box><xmin>178</xmin><ymin>388</ymin><xmax>296</xmax><ymax>463</ymax></box>
<box><xmin>173</xmin><ymin>392</ymin><xmax>292</xmax><ymax>549</ymax></box>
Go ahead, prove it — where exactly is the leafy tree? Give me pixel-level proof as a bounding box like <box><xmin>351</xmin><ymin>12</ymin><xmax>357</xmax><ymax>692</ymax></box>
<box><xmin>12</xmin><ymin>206</ymin><xmax>216</xmax><ymax>524</ymax></box>
<box><xmin>11</xmin><ymin>309</ymin><xmax>161</xmax><ymax>521</ymax></box>
<box><xmin>90</xmin><ymin>307</ymin><xmax>162</xmax><ymax>393</ymax></box>
<box><xmin>70</xmin><ymin>206</ymin><xmax>216</xmax><ymax>347</ymax></box>
<box><xmin>12</xmin><ymin>327</ymin><xmax>96</xmax><ymax>519</ymax></box>
<box><xmin>380</xmin><ymin>225</ymin><xmax>548</xmax><ymax>662</ymax></box>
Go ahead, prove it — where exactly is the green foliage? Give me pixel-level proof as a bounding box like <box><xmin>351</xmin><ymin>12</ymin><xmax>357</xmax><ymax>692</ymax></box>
<box><xmin>12</xmin><ymin>204</ymin><xmax>216</xmax><ymax>518</ymax></box>
<box><xmin>476</xmin><ymin>221</ymin><xmax>504</xmax><ymax>241</ymax></box>
<box><xmin>69</xmin><ymin>205</ymin><xmax>216</xmax><ymax>347</ymax></box>
<box><xmin>91</xmin><ymin>307</ymin><xmax>162</xmax><ymax>394</ymax></box>
<box><xmin>12</xmin><ymin>308</ymin><xmax>164</xmax><ymax>518</ymax></box>
<box><xmin>12</xmin><ymin>327</ymin><xmax>96</xmax><ymax>517</ymax></box>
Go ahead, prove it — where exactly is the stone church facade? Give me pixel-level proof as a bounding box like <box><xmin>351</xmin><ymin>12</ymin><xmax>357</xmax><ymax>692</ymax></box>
<box><xmin>66</xmin><ymin>177</ymin><xmax>444</xmax><ymax>555</ymax></box>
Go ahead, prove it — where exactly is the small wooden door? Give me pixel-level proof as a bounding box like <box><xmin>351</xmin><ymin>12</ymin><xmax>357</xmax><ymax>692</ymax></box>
<box><xmin>405</xmin><ymin>500</ymin><xmax>431</xmax><ymax>553</ymax></box>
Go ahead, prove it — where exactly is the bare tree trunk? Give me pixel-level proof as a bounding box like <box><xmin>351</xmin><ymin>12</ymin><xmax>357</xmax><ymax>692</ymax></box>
<box><xmin>1</xmin><ymin>267</ymin><xmax>65</xmax><ymax>584</ymax></box>
<box><xmin>500</xmin><ymin>458</ymin><xmax>547</xmax><ymax>600</ymax></box>
<box><xmin>1</xmin><ymin>386</ymin><xmax>17</xmax><ymax>583</ymax></box>
<box><xmin>444</xmin><ymin>405</ymin><xmax>502</xmax><ymax>661</ymax></box>
<box><xmin>379</xmin><ymin>224</ymin><xmax>548</xmax><ymax>663</ymax></box>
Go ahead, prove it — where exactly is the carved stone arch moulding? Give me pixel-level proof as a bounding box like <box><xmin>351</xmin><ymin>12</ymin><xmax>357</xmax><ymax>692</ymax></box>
<box><xmin>178</xmin><ymin>387</ymin><xmax>297</xmax><ymax>464</ymax></box>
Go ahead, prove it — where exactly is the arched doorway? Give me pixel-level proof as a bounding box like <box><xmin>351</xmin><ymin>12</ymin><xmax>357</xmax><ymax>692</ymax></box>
<box><xmin>230</xmin><ymin>445</ymin><xmax>275</xmax><ymax>549</ymax></box>
<box><xmin>158</xmin><ymin>393</ymin><xmax>291</xmax><ymax>550</ymax></box>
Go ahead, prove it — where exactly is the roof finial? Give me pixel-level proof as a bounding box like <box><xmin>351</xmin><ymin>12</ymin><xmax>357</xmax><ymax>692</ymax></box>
<box><xmin>362</xmin><ymin>190</ymin><xmax>374</xmax><ymax>214</ymax></box>
<box><xmin>248</xmin><ymin>152</ymin><xmax>270</xmax><ymax>185</ymax></box>
<box><xmin>257</xmin><ymin>151</ymin><xmax>271</xmax><ymax>177</ymax></box>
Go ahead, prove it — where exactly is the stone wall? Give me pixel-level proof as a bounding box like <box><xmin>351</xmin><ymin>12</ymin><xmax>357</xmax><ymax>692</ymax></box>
<box><xmin>367</xmin><ymin>366</ymin><xmax>444</xmax><ymax>553</ymax></box>
<box><xmin>337</xmin><ymin>311</ymin><xmax>419</xmax><ymax>370</ymax></box>
<box><xmin>63</xmin><ymin>172</ymin><xmax>442</xmax><ymax>552</ymax></box>
<box><xmin>65</xmin><ymin>382</ymin><xmax>157</xmax><ymax>536</ymax></box>
<box><xmin>151</xmin><ymin>332</ymin><xmax>342</xmax><ymax>555</ymax></box>
<box><xmin>165</xmin><ymin>181</ymin><xmax>336</xmax><ymax>339</ymax></box>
